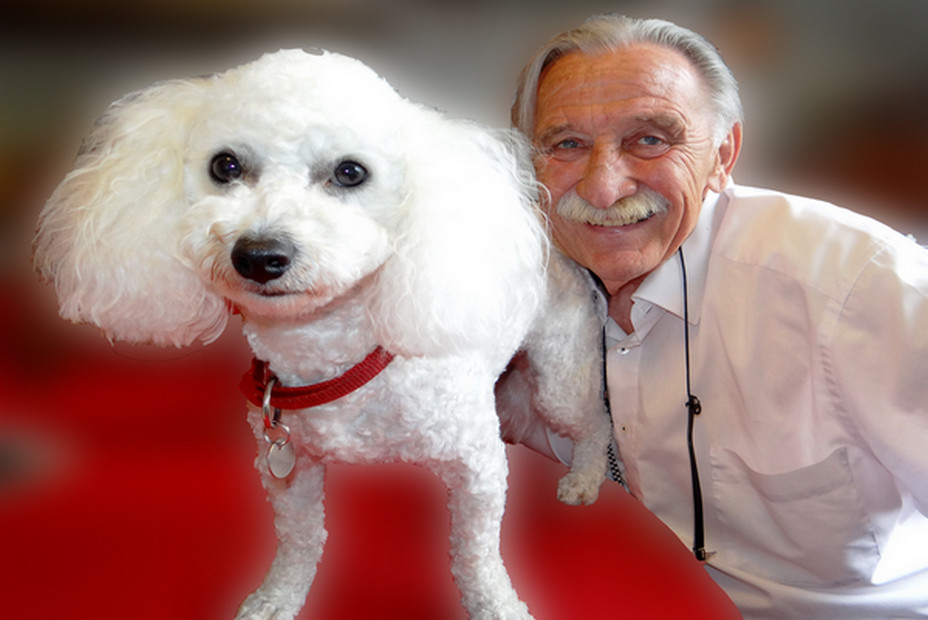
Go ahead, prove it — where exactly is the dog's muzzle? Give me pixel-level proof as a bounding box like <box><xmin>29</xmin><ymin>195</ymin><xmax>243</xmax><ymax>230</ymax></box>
<box><xmin>231</xmin><ymin>236</ymin><xmax>297</xmax><ymax>284</ymax></box>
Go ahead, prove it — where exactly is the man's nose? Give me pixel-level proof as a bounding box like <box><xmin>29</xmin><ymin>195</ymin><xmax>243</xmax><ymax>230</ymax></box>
<box><xmin>576</xmin><ymin>144</ymin><xmax>638</xmax><ymax>209</ymax></box>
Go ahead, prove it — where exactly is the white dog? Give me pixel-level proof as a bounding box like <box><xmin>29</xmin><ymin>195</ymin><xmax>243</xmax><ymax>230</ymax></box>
<box><xmin>33</xmin><ymin>49</ymin><xmax>612</xmax><ymax>619</ymax></box>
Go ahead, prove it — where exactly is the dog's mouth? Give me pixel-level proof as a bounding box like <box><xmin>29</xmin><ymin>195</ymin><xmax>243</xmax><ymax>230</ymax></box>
<box><xmin>225</xmin><ymin>284</ymin><xmax>315</xmax><ymax>319</ymax></box>
<box><xmin>253</xmin><ymin>288</ymin><xmax>291</xmax><ymax>298</ymax></box>
<box><xmin>225</xmin><ymin>274</ymin><xmax>288</xmax><ymax>295</ymax></box>
<box><xmin>221</xmin><ymin>275</ymin><xmax>303</xmax><ymax>302</ymax></box>
<box><xmin>236</xmin><ymin>283</ymin><xmax>307</xmax><ymax>302</ymax></box>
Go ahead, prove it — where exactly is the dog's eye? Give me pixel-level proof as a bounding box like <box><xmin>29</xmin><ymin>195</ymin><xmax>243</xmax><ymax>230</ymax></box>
<box><xmin>210</xmin><ymin>152</ymin><xmax>243</xmax><ymax>184</ymax></box>
<box><xmin>331</xmin><ymin>161</ymin><xmax>368</xmax><ymax>188</ymax></box>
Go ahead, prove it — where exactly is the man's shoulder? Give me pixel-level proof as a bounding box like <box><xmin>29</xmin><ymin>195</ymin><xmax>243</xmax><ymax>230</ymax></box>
<box><xmin>719</xmin><ymin>184</ymin><xmax>893</xmax><ymax>240</ymax></box>
<box><xmin>710</xmin><ymin>184</ymin><xmax>920</xmax><ymax>295</ymax></box>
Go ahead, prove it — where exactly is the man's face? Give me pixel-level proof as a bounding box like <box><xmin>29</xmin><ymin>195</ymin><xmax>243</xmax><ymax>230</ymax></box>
<box><xmin>532</xmin><ymin>43</ymin><xmax>736</xmax><ymax>294</ymax></box>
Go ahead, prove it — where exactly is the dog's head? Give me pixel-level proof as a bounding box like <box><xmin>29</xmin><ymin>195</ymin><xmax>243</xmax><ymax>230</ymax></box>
<box><xmin>34</xmin><ymin>50</ymin><xmax>544</xmax><ymax>355</ymax></box>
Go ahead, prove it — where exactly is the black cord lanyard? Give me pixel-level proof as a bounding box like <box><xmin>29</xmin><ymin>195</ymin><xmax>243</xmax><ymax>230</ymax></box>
<box><xmin>679</xmin><ymin>247</ymin><xmax>710</xmax><ymax>562</ymax></box>
<box><xmin>600</xmin><ymin>250</ymin><xmax>709</xmax><ymax>561</ymax></box>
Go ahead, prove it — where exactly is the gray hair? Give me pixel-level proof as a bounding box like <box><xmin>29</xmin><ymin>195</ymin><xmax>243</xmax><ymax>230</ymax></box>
<box><xmin>511</xmin><ymin>14</ymin><xmax>743</xmax><ymax>145</ymax></box>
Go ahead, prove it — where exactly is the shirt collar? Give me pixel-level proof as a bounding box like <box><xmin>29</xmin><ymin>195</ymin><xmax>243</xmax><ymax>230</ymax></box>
<box><xmin>630</xmin><ymin>189</ymin><xmax>725</xmax><ymax>326</ymax></box>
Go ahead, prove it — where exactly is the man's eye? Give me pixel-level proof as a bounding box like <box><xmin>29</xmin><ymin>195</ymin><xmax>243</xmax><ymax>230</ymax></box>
<box><xmin>627</xmin><ymin>134</ymin><xmax>671</xmax><ymax>159</ymax></box>
<box><xmin>542</xmin><ymin>138</ymin><xmax>588</xmax><ymax>162</ymax></box>
<box><xmin>555</xmin><ymin>138</ymin><xmax>582</xmax><ymax>150</ymax></box>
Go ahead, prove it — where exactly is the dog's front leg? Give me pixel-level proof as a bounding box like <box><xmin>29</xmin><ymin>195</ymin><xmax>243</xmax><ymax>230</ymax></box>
<box><xmin>528</xmin><ymin>250</ymin><xmax>612</xmax><ymax>505</ymax></box>
<box><xmin>236</xmin><ymin>462</ymin><xmax>327</xmax><ymax>620</ymax></box>
<box><xmin>436</xmin><ymin>439</ymin><xmax>532</xmax><ymax>620</ymax></box>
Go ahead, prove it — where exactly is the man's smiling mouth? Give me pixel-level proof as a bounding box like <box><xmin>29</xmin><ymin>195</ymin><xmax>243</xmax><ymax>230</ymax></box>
<box><xmin>584</xmin><ymin>210</ymin><xmax>658</xmax><ymax>227</ymax></box>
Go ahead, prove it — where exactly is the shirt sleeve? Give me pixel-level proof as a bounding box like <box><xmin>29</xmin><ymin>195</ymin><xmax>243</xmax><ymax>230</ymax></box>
<box><xmin>495</xmin><ymin>352</ymin><xmax>574</xmax><ymax>464</ymax></box>
<box><xmin>830</xmin><ymin>240</ymin><xmax>928</xmax><ymax>515</ymax></box>
<box><xmin>511</xmin><ymin>424</ymin><xmax>574</xmax><ymax>465</ymax></box>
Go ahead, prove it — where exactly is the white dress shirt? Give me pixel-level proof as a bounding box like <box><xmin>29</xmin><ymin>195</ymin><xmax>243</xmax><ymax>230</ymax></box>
<box><xmin>545</xmin><ymin>184</ymin><xmax>928</xmax><ymax>618</ymax></box>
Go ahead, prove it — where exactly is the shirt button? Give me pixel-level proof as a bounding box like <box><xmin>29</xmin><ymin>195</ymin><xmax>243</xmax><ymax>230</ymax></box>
<box><xmin>619</xmin><ymin>347</ymin><xmax>630</xmax><ymax>355</ymax></box>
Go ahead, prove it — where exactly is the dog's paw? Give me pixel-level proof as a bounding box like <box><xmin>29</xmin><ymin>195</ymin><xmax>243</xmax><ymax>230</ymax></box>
<box><xmin>234</xmin><ymin>593</ymin><xmax>299</xmax><ymax>620</ymax></box>
<box><xmin>556</xmin><ymin>470</ymin><xmax>602</xmax><ymax>506</ymax></box>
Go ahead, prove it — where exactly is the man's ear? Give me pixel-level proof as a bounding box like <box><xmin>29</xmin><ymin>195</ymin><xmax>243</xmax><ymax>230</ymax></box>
<box><xmin>707</xmin><ymin>122</ymin><xmax>742</xmax><ymax>192</ymax></box>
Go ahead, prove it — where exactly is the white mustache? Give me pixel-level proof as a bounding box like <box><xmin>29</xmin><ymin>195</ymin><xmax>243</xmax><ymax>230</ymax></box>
<box><xmin>556</xmin><ymin>188</ymin><xmax>669</xmax><ymax>227</ymax></box>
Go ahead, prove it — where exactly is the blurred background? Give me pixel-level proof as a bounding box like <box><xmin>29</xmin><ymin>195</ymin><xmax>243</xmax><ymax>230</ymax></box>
<box><xmin>4</xmin><ymin>0</ymin><xmax>928</xmax><ymax>249</ymax></box>
<box><xmin>1</xmin><ymin>1</ymin><xmax>926</xmax><ymax>618</ymax></box>
<box><xmin>4</xmin><ymin>0</ymin><xmax>928</xmax><ymax>323</ymax></box>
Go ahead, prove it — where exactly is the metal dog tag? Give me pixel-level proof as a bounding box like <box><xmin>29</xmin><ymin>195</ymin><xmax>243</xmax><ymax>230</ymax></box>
<box><xmin>262</xmin><ymin>377</ymin><xmax>295</xmax><ymax>479</ymax></box>
<box><xmin>267</xmin><ymin>439</ymin><xmax>296</xmax><ymax>479</ymax></box>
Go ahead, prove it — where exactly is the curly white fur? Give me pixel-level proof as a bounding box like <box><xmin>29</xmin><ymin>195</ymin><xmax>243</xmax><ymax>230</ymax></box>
<box><xmin>34</xmin><ymin>49</ymin><xmax>612</xmax><ymax>619</ymax></box>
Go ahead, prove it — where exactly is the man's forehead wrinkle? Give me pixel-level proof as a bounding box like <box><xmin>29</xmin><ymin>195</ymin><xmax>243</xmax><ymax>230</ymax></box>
<box><xmin>538</xmin><ymin>111</ymin><xmax>682</xmax><ymax>134</ymax></box>
<box><xmin>535</xmin><ymin>101</ymin><xmax>689</xmax><ymax>144</ymax></box>
<box><xmin>637</xmin><ymin>111</ymin><xmax>687</xmax><ymax>133</ymax></box>
<box><xmin>536</xmin><ymin>123</ymin><xmax>574</xmax><ymax>144</ymax></box>
<box><xmin>550</xmin><ymin>45</ymin><xmax>705</xmax><ymax>101</ymax></box>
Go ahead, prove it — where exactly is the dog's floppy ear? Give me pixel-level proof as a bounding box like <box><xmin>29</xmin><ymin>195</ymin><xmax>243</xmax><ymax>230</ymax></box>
<box><xmin>33</xmin><ymin>77</ymin><xmax>229</xmax><ymax>347</ymax></box>
<box><xmin>373</xmin><ymin>110</ymin><xmax>548</xmax><ymax>360</ymax></box>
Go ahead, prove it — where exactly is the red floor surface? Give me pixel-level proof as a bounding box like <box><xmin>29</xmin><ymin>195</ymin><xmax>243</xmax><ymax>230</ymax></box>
<box><xmin>0</xmin><ymin>277</ymin><xmax>741</xmax><ymax>619</ymax></box>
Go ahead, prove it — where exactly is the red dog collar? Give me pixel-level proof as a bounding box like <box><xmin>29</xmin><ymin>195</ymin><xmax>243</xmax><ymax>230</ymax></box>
<box><xmin>240</xmin><ymin>346</ymin><xmax>395</xmax><ymax>410</ymax></box>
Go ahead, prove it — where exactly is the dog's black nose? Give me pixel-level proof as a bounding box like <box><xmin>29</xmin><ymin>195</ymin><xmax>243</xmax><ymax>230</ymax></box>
<box><xmin>231</xmin><ymin>236</ymin><xmax>296</xmax><ymax>284</ymax></box>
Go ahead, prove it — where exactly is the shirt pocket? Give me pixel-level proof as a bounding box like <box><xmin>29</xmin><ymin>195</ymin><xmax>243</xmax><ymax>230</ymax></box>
<box><xmin>710</xmin><ymin>446</ymin><xmax>880</xmax><ymax>587</ymax></box>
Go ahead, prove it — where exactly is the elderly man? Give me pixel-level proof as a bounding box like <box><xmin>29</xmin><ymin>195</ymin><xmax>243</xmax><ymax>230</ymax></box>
<box><xmin>506</xmin><ymin>13</ymin><xmax>928</xmax><ymax>618</ymax></box>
